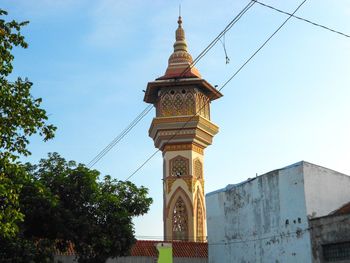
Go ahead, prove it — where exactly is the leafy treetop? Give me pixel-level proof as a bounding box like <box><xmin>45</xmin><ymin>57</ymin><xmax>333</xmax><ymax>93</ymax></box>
<box><xmin>0</xmin><ymin>9</ymin><xmax>56</xmax><ymax>161</ymax></box>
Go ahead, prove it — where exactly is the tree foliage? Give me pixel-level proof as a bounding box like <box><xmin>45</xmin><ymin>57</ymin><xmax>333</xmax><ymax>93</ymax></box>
<box><xmin>0</xmin><ymin>10</ymin><xmax>152</xmax><ymax>262</ymax></box>
<box><xmin>0</xmin><ymin>9</ymin><xmax>56</xmax><ymax>161</ymax></box>
<box><xmin>0</xmin><ymin>159</ymin><xmax>25</xmax><ymax>239</ymax></box>
<box><xmin>0</xmin><ymin>8</ymin><xmax>56</xmax><ymax>240</ymax></box>
<box><xmin>0</xmin><ymin>153</ymin><xmax>153</xmax><ymax>263</ymax></box>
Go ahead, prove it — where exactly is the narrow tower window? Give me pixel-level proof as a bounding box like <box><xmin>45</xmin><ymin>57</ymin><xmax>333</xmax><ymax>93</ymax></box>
<box><xmin>172</xmin><ymin>196</ymin><xmax>188</xmax><ymax>240</ymax></box>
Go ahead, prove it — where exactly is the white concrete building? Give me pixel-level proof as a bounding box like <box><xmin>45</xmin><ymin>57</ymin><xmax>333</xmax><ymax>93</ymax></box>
<box><xmin>206</xmin><ymin>161</ymin><xmax>350</xmax><ymax>263</ymax></box>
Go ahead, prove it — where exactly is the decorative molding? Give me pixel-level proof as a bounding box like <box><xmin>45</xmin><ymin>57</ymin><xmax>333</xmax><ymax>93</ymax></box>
<box><xmin>150</xmin><ymin>115</ymin><xmax>219</xmax><ymax>134</ymax></box>
<box><xmin>163</xmin><ymin>143</ymin><xmax>204</xmax><ymax>154</ymax></box>
<box><xmin>152</xmin><ymin>116</ymin><xmax>200</xmax><ymax>125</ymax></box>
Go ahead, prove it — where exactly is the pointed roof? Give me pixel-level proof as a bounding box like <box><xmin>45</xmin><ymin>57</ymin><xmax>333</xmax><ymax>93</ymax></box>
<box><xmin>157</xmin><ymin>16</ymin><xmax>201</xmax><ymax>80</ymax></box>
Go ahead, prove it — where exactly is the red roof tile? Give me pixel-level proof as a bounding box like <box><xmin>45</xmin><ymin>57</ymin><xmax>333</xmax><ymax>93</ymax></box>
<box><xmin>131</xmin><ymin>240</ymin><xmax>207</xmax><ymax>258</ymax></box>
<box><xmin>56</xmin><ymin>240</ymin><xmax>208</xmax><ymax>258</ymax></box>
<box><xmin>332</xmin><ymin>201</ymin><xmax>350</xmax><ymax>215</ymax></box>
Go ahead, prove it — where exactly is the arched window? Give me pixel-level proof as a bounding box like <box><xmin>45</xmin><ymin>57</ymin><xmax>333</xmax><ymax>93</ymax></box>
<box><xmin>196</xmin><ymin>192</ymin><xmax>204</xmax><ymax>241</ymax></box>
<box><xmin>172</xmin><ymin>197</ymin><xmax>188</xmax><ymax>240</ymax></box>
<box><xmin>194</xmin><ymin>159</ymin><xmax>203</xmax><ymax>179</ymax></box>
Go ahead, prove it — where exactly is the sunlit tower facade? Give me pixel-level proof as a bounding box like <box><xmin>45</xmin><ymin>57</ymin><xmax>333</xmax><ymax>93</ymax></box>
<box><xmin>144</xmin><ymin>16</ymin><xmax>222</xmax><ymax>242</ymax></box>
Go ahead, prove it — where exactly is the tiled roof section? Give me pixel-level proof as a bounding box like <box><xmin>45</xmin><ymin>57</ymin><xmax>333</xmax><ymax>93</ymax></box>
<box><xmin>131</xmin><ymin>240</ymin><xmax>208</xmax><ymax>258</ymax></box>
<box><xmin>56</xmin><ymin>240</ymin><xmax>208</xmax><ymax>258</ymax></box>
<box><xmin>54</xmin><ymin>241</ymin><xmax>75</xmax><ymax>256</ymax></box>
<box><xmin>332</xmin><ymin>201</ymin><xmax>350</xmax><ymax>215</ymax></box>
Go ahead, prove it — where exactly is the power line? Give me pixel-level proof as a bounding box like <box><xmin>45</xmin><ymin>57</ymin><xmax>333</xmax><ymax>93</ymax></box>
<box><xmin>180</xmin><ymin>0</ymin><xmax>256</xmax><ymax>77</ymax></box>
<box><xmin>221</xmin><ymin>0</ymin><xmax>307</xmax><ymax>89</ymax></box>
<box><xmin>125</xmin><ymin>0</ymin><xmax>307</xmax><ymax>181</ymax></box>
<box><xmin>87</xmin><ymin>105</ymin><xmax>153</xmax><ymax>168</ymax></box>
<box><xmin>125</xmin><ymin>1</ymin><xmax>257</xmax><ymax>180</ymax></box>
<box><xmin>253</xmin><ymin>0</ymin><xmax>350</xmax><ymax>38</ymax></box>
<box><xmin>87</xmin><ymin>1</ymin><xmax>256</xmax><ymax>169</ymax></box>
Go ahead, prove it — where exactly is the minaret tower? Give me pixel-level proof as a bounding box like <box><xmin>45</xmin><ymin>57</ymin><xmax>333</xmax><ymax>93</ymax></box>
<box><xmin>144</xmin><ymin>16</ymin><xmax>222</xmax><ymax>242</ymax></box>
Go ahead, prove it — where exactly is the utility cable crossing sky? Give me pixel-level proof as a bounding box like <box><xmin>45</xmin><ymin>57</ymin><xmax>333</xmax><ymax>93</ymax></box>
<box><xmin>87</xmin><ymin>0</ymin><xmax>348</xmax><ymax>173</ymax></box>
<box><xmin>124</xmin><ymin>0</ymin><xmax>308</xmax><ymax>181</ymax></box>
<box><xmin>86</xmin><ymin>0</ymin><xmax>256</xmax><ymax>169</ymax></box>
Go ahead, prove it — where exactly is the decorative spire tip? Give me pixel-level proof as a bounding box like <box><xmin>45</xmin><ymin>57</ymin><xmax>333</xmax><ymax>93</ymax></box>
<box><xmin>178</xmin><ymin>16</ymin><xmax>182</xmax><ymax>27</ymax></box>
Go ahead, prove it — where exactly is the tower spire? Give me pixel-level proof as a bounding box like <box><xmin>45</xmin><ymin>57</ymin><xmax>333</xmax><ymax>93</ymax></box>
<box><xmin>174</xmin><ymin>15</ymin><xmax>187</xmax><ymax>52</ymax></box>
<box><xmin>157</xmin><ymin>16</ymin><xmax>201</xmax><ymax>80</ymax></box>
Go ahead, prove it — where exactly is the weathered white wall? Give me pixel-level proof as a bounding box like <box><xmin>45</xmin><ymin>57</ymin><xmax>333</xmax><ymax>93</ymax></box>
<box><xmin>206</xmin><ymin>162</ymin><xmax>313</xmax><ymax>263</ymax></box>
<box><xmin>303</xmin><ymin>162</ymin><xmax>350</xmax><ymax>218</ymax></box>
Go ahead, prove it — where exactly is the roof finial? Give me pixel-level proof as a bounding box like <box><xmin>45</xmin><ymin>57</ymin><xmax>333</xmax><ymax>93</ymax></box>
<box><xmin>157</xmin><ymin>11</ymin><xmax>201</xmax><ymax>80</ymax></box>
<box><xmin>177</xmin><ymin>16</ymin><xmax>182</xmax><ymax>28</ymax></box>
<box><xmin>175</xmin><ymin>14</ymin><xmax>186</xmax><ymax>51</ymax></box>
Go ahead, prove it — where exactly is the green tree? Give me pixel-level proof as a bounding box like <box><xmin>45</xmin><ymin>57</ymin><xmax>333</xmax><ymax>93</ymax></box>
<box><xmin>0</xmin><ymin>9</ymin><xmax>56</xmax><ymax>161</ymax></box>
<box><xmin>0</xmin><ymin>9</ymin><xmax>56</xmax><ymax>240</ymax></box>
<box><xmin>0</xmin><ymin>153</ymin><xmax>153</xmax><ymax>263</ymax></box>
<box><xmin>0</xmin><ymin>159</ymin><xmax>25</xmax><ymax>239</ymax></box>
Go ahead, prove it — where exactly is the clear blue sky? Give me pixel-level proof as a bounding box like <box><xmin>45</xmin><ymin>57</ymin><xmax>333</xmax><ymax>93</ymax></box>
<box><xmin>3</xmin><ymin>0</ymin><xmax>350</xmax><ymax>238</ymax></box>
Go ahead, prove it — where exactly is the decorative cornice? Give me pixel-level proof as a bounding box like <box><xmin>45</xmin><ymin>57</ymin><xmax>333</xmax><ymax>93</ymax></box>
<box><xmin>163</xmin><ymin>143</ymin><xmax>204</xmax><ymax>154</ymax></box>
<box><xmin>149</xmin><ymin>115</ymin><xmax>219</xmax><ymax>143</ymax></box>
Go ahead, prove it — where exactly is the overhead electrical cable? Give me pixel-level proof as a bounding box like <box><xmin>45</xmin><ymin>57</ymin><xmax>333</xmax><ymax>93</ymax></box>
<box><xmin>253</xmin><ymin>0</ymin><xmax>350</xmax><ymax>38</ymax></box>
<box><xmin>87</xmin><ymin>0</ymin><xmax>255</xmax><ymax>168</ymax></box>
<box><xmin>221</xmin><ymin>0</ymin><xmax>307</xmax><ymax>89</ymax></box>
<box><xmin>87</xmin><ymin>105</ymin><xmax>153</xmax><ymax>168</ymax></box>
<box><xmin>125</xmin><ymin>0</ymin><xmax>307</xmax><ymax>181</ymax></box>
<box><xmin>179</xmin><ymin>0</ymin><xmax>256</xmax><ymax>77</ymax></box>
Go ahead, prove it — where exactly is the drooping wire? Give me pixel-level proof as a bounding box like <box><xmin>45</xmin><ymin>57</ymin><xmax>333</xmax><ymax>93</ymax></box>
<box><xmin>253</xmin><ymin>0</ymin><xmax>350</xmax><ymax>38</ymax></box>
<box><xmin>180</xmin><ymin>0</ymin><xmax>256</xmax><ymax>77</ymax></box>
<box><xmin>124</xmin><ymin>1</ymin><xmax>257</xmax><ymax>180</ymax></box>
<box><xmin>220</xmin><ymin>34</ymin><xmax>230</xmax><ymax>64</ymax></box>
<box><xmin>125</xmin><ymin>0</ymin><xmax>307</xmax><ymax>181</ymax></box>
<box><xmin>87</xmin><ymin>1</ymin><xmax>256</xmax><ymax>169</ymax></box>
<box><xmin>221</xmin><ymin>0</ymin><xmax>307</xmax><ymax>89</ymax></box>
